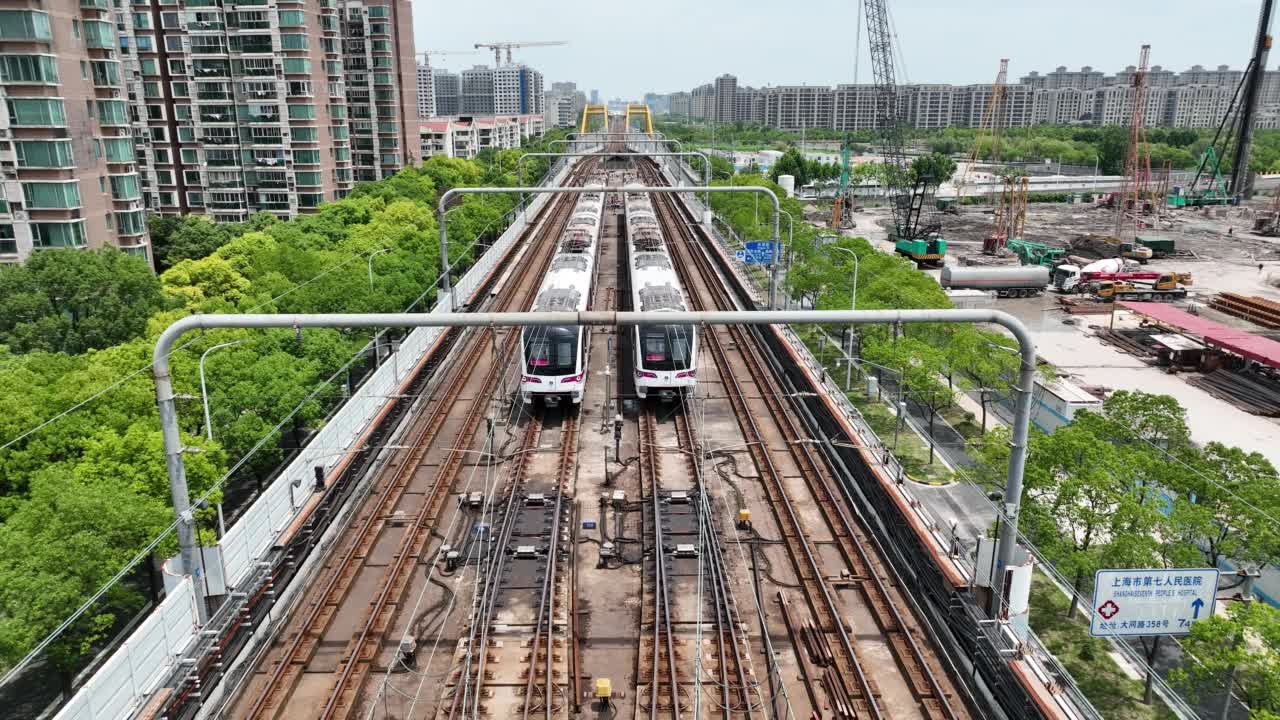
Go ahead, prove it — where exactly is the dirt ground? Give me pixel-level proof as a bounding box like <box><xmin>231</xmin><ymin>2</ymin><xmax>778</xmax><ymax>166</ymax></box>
<box><xmin>940</xmin><ymin>195</ymin><xmax>1280</xmax><ymax>276</ymax></box>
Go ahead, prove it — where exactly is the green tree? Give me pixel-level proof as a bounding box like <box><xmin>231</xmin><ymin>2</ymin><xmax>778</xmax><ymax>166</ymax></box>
<box><xmin>1021</xmin><ymin>420</ymin><xmax>1154</xmax><ymax>617</ymax></box>
<box><xmin>1168</xmin><ymin>443</ymin><xmax>1280</xmax><ymax>571</ymax></box>
<box><xmin>0</xmin><ymin>469</ymin><xmax>172</xmax><ymax>681</ymax></box>
<box><xmin>910</xmin><ymin>152</ymin><xmax>958</xmax><ymax>187</ymax></box>
<box><xmin>1173</xmin><ymin>601</ymin><xmax>1280</xmax><ymax>715</ymax></box>
<box><xmin>0</xmin><ymin>249</ymin><xmax>164</xmax><ymax>354</ymax></box>
<box><xmin>151</xmin><ymin>215</ymin><xmax>244</xmax><ymax>269</ymax></box>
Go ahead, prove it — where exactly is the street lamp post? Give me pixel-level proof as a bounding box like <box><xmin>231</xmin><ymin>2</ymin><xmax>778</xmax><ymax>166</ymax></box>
<box><xmin>825</xmin><ymin>245</ymin><xmax>861</xmax><ymax>380</ymax></box>
<box><xmin>199</xmin><ymin>339</ymin><xmax>245</xmax><ymax>441</ymax></box>
<box><xmin>367</xmin><ymin>248</ymin><xmax>391</xmax><ymax>364</ymax></box>
<box><xmin>776</xmin><ymin>210</ymin><xmax>795</xmax><ymax>310</ymax></box>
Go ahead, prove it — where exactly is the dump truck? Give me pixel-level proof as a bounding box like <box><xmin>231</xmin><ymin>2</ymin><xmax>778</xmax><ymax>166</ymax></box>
<box><xmin>1091</xmin><ymin>272</ymin><xmax>1193</xmax><ymax>302</ymax></box>
<box><xmin>1135</xmin><ymin>236</ymin><xmax>1176</xmax><ymax>258</ymax></box>
<box><xmin>940</xmin><ymin>265</ymin><xmax>1050</xmax><ymax>298</ymax></box>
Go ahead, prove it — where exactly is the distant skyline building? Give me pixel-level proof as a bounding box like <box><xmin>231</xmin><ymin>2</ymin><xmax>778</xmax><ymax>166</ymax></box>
<box><xmin>667</xmin><ymin>62</ymin><xmax>1280</xmax><ymax>132</ymax></box>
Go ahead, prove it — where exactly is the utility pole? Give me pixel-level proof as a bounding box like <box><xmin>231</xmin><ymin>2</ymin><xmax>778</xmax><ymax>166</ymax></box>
<box><xmin>1229</xmin><ymin>0</ymin><xmax>1276</xmax><ymax>197</ymax></box>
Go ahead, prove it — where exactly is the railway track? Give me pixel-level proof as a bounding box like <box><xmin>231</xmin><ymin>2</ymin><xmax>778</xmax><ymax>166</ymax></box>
<box><xmin>641</xmin><ymin>161</ymin><xmax>966</xmax><ymax>720</ymax></box>
<box><xmin>444</xmin><ymin>407</ymin><xmax>574</xmax><ymax>720</ymax></box>
<box><xmin>235</xmin><ymin>159</ymin><xmax>597</xmax><ymax>720</ymax></box>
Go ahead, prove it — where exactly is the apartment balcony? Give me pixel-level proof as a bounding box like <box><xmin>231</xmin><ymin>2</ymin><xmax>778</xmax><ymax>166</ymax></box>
<box><xmin>196</xmin><ymin>90</ymin><xmax>233</xmax><ymax>100</ymax></box>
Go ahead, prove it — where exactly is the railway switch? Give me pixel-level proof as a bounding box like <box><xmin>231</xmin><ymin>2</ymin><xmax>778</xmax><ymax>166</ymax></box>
<box><xmin>598</xmin><ymin>541</ymin><xmax>615</xmax><ymax>567</ymax></box>
<box><xmin>668</xmin><ymin>490</ymin><xmax>690</xmax><ymax>504</ymax></box>
<box><xmin>444</xmin><ymin>550</ymin><xmax>461</xmax><ymax>572</ymax></box>
<box><xmin>674</xmin><ymin>543</ymin><xmax>699</xmax><ymax>558</ymax></box>
<box><xmin>736</xmin><ymin>508</ymin><xmax>752</xmax><ymax>529</ymax></box>
<box><xmin>610</xmin><ymin>490</ymin><xmax>626</xmax><ymax>508</ymax></box>
<box><xmin>464</xmin><ymin>491</ymin><xmax>484</xmax><ymax>508</ymax></box>
<box><xmin>595</xmin><ymin>677</ymin><xmax>612</xmax><ymax>698</ymax></box>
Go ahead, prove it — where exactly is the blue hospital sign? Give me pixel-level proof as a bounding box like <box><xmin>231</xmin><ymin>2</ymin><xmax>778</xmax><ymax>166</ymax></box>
<box><xmin>1090</xmin><ymin>568</ymin><xmax>1219</xmax><ymax>637</ymax></box>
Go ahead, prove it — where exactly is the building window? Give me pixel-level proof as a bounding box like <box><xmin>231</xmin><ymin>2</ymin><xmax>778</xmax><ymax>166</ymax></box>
<box><xmin>183</xmin><ymin>170</ymin><xmax>201</xmax><ymax>184</ymax></box>
<box><xmin>83</xmin><ymin>20</ymin><xmax>114</xmax><ymax>49</ymax></box>
<box><xmin>139</xmin><ymin>58</ymin><xmax>158</xmax><ymax>75</ymax></box>
<box><xmin>0</xmin><ymin>54</ymin><xmax>58</xmax><ymax>84</ymax></box>
<box><xmin>292</xmin><ymin>127</ymin><xmax>318</xmax><ymax>142</ymax></box>
<box><xmin>281</xmin><ymin>57</ymin><xmax>311</xmax><ymax>75</ymax></box>
<box><xmin>278</xmin><ymin>9</ymin><xmax>305</xmax><ymax>26</ymax></box>
<box><xmin>102</xmin><ymin>138</ymin><xmax>134</xmax><ymax>162</ymax></box>
<box><xmin>23</xmin><ymin>181</ymin><xmax>82</xmax><ymax>209</ymax></box>
<box><xmin>295</xmin><ymin>171</ymin><xmax>321</xmax><ymax>185</ymax></box>
<box><xmin>15</xmin><ymin>140</ymin><xmax>74</xmax><ymax>167</ymax></box>
<box><xmin>116</xmin><ymin>209</ymin><xmax>146</xmax><ymax>235</ymax></box>
<box><xmin>31</xmin><ymin>221</ymin><xmax>86</xmax><ymax>249</ymax></box>
<box><xmin>96</xmin><ymin>100</ymin><xmax>129</xmax><ymax>126</ymax></box>
<box><xmin>189</xmin><ymin>193</ymin><xmax>207</xmax><ymax>210</ymax></box>
<box><xmin>0</xmin><ymin>224</ymin><xmax>15</xmax><ymax>255</ymax></box>
<box><xmin>91</xmin><ymin>60</ymin><xmax>121</xmax><ymax>87</ymax></box>
<box><xmin>6</xmin><ymin>98</ymin><xmax>65</xmax><ymax>126</ymax></box>
<box><xmin>110</xmin><ymin>174</ymin><xmax>142</xmax><ymax>200</ymax></box>
<box><xmin>180</xmin><ymin>149</ymin><xmax>199</xmax><ymax>164</ymax></box>
<box><xmin>293</xmin><ymin>149</ymin><xmax>320</xmax><ymax>164</ymax></box>
<box><xmin>280</xmin><ymin>34</ymin><xmax>307</xmax><ymax>51</ymax></box>
<box><xmin>0</xmin><ymin>11</ymin><xmax>51</xmax><ymax>41</ymax></box>
<box><xmin>288</xmin><ymin>104</ymin><xmax>316</xmax><ymax>120</ymax></box>
<box><xmin>158</xmin><ymin>191</ymin><xmax>175</xmax><ymax>206</ymax></box>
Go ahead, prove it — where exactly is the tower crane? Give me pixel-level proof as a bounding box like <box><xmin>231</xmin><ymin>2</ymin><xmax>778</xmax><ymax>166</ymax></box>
<box><xmin>418</xmin><ymin>50</ymin><xmax>479</xmax><ymax>62</ymax></box>
<box><xmin>862</xmin><ymin>0</ymin><xmax>946</xmax><ymax>265</ymax></box>
<box><xmin>473</xmin><ymin>40</ymin><xmax>568</xmax><ymax>66</ymax></box>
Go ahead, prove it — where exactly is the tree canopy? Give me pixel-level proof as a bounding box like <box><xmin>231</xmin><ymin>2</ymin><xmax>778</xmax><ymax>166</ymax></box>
<box><xmin>0</xmin><ymin>249</ymin><xmax>164</xmax><ymax>354</ymax></box>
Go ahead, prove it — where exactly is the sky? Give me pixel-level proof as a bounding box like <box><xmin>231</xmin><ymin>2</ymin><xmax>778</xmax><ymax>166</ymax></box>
<box><xmin>415</xmin><ymin>0</ymin><xmax>1273</xmax><ymax>100</ymax></box>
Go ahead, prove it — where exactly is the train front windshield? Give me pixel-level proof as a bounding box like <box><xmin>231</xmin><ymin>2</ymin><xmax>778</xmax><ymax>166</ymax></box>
<box><xmin>639</xmin><ymin>325</ymin><xmax>693</xmax><ymax>371</ymax></box>
<box><xmin>523</xmin><ymin>327</ymin><xmax>579</xmax><ymax>376</ymax></box>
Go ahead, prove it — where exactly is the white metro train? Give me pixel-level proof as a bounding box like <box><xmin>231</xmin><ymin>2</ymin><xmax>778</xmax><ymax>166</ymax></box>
<box><xmin>519</xmin><ymin>191</ymin><xmax>604</xmax><ymax>405</ymax></box>
<box><xmin>624</xmin><ymin>192</ymin><xmax>698</xmax><ymax>399</ymax></box>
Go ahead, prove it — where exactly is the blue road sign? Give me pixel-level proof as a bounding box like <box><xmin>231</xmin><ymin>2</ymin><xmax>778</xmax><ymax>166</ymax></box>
<box><xmin>1090</xmin><ymin>568</ymin><xmax>1219</xmax><ymax>637</ymax></box>
<box><xmin>740</xmin><ymin>241</ymin><xmax>780</xmax><ymax>264</ymax></box>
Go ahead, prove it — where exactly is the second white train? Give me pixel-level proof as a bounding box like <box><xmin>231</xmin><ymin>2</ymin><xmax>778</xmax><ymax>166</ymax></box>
<box><xmin>625</xmin><ymin>192</ymin><xmax>697</xmax><ymax>399</ymax></box>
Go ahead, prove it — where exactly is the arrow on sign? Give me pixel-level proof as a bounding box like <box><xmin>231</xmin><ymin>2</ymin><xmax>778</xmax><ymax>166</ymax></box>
<box><xmin>1191</xmin><ymin>597</ymin><xmax>1204</xmax><ymax>619</ymax></box>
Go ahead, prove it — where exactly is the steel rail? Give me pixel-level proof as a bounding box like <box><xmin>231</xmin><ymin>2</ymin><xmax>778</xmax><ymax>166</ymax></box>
<box><xmin>639</xmin><ymin>409</ymin><xmax>682</xmax><ymax>719</ymax></box>
<box><xmin>674</xmin><ymin>411</ymin><xmax>756</xmax><ymax>719</ymax></box>
<box><xmin>650</xmin><ymin>186</ymin><xmax>882</xmax><ymax>719</ymax></box>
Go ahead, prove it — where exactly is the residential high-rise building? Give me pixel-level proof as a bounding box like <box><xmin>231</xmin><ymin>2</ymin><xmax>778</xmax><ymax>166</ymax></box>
<box><xmin>461</xmin><ymin>65</ymin><xmax>494</xmax><ymax>114</ymax></box>
<box><xmin>669</xmin><ymin>91</ymin><xmax>691</xmax><ymax>119</ymax></box>
<box><xmin>713</xmin><ymin>73</ymin><xmax>737</xmax><ymax>123</ymax></box>
<box><xmin>492</xmin><ymin>64</ymin><xmax>543</xmax><ymax>115</ymax></box>
<box><xmin>0</xmin><ymin>2</ymin><xmax>150</xmax><ymax>264</ymax></box>
<box><xmin>690</xmin><ymin>83</ymin><xmax>714</xmax><ymax>121</ymax></box>
<box><xmin>124</xmin><ymin>0</ymin><xmax>416</xmax><ymax>224</ymax></box>
<box><xmin>589</xmin><ymin>88</ymin><xmax>599</xmax><ymax>104</ymax></box>
<box><xmin>433</xmin><ymin>70</ymin><xmax>461</xmax><ymax>115</ymax></box>
<box><xmin>417</xmin><ymin>62</ymin><xmax>434</xmax><ymax>118</ymax></box>
<box><xmin>340</xmin><ymin>0</ymin><xmax>418</xmax><ymax>180</ymax></box>
<box><xmin>546</xmin><ymin>81</ymin><xmax>586</xmax><ymax>128</ymax></box>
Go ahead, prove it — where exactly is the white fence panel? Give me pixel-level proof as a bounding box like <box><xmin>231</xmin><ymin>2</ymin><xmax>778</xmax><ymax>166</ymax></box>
<box><xmin>53</xmin><ymin>579</ymin><xmax>197</xmax><ymax>720</ymax></box>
